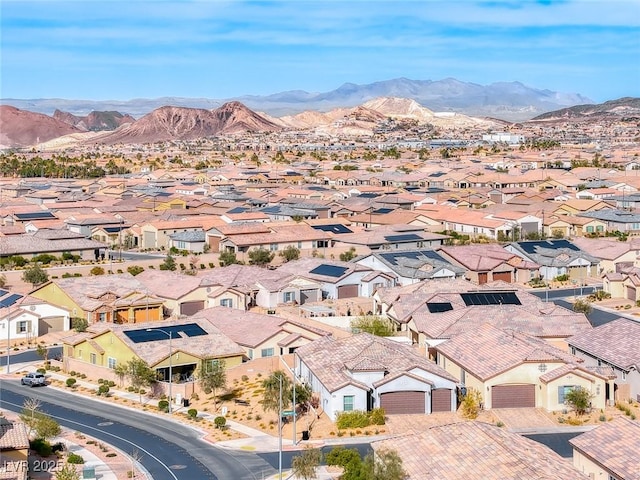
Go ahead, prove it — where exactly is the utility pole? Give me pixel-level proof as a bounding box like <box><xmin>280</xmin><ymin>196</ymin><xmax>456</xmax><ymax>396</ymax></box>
<box><xmin>278</xmin><ymin>373</ymin><xmax>283</xmax><ymax>479</ymax></box>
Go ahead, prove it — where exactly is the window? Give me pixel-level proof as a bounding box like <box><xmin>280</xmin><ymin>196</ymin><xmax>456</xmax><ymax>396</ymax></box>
<box><xmin>283</xmin><ymin>291</ymin><xmax>294</xmax><ymax>303</ymax></box>
<box><xmin>78</xmin><ymin>349</ymin><xmax>82</xmax><ymax>359</ymax></box>
<box><xmin>107</xmin><ymin>357</ymin><xmax>117</xmax><ymax>369</ymax></box>
<box><xmin>248</xmin><ymin>349</ymin><xmax>253</xmax><ymax>360</ymax></box>
<box><xmin>270</xmin><ymin>243</ymin><xmax>278</xmax><ymax>251</ymax></box>
<box><xmin>98</xmin><ymin>312</ymin><xmax>107</xmax><ymax>322</ymax></box>
<box><xmin>90</xmin><ymin>353</ymin><xmax>97</xmax><ymax>365</ymax></box>
<box><xmin>297</xmin><ymin>241</ymin><xmax>302</xmax><ymax>249</ymax></box>
<box><xmin>17</xmin><ymin>321</ymin><xmax>28</xmax><ymax>334</ymax></box>
<box><xmin>343</xmin><ymin>395</ymin><xmax>355</xmax><ymax>411</ymax></box>
<box><xmin>586</xmin><ymin>226</ymin><xmax>594</xmax><ymax>233</ymax></box>
<box><xmin>220</xmin><ymin>298</ymin><xmax>233</xmax><ymax>308</ymax></box>
<box><xmin>261</xmin><ymin>348</ymin><xmax>274</xmax><ymax>357</ymax></box>
<box><xmin>558</xmin><ymin>385</ymin><xmax>577</xmax><ymax>404</ymax></box>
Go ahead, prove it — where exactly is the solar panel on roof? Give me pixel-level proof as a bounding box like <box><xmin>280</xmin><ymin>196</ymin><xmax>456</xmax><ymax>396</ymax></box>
<box><xmin>378</xmin><ymin>249</ymin><xmax>446</xmax><ymax>266</ymax></box>
<box><xmin>460</xmin><ymin>291</ymin><xmax>521</xmax><ymax>306</ymax></box>
<box><xmin>427</xmin><ymin>302</ymin><xmax>453</xmax><ymax>313</ymax></box>
<box><xmin>0</xmin><ymin>294</ymin><xmax>23</xmax><ymax>307</ymax></box>
<box><xmin>123</xmin><ymin>323</ymin><xmax>207</xmax><ymax>343</ymax></box>
<box><xmin>374</xmin><ymin>208</ymin><xmax>394</xmax><ymax>214</ymax></box>
<box><xmin>0</xmin><ymin>290</ymin><xmax>7</xmax><ymax>297</ymax></box>
<box><xmin>384</xmin><ymin>234</ymin><xmax>423</xmax><ymax>242</ymax></box>
<box><xmin>309</xmin><ymin>264</ymin><xmax>348</xmax><ymax>278</ymax></box>
<box><xmin>14</xmin><ymin>212</ymin><xmax>56</xmax><ymax>220</ymax></box>
<box><xmin>312</xmin><ymin>224</ymin><xmax>353</xmax><ymax>234</ymax></box>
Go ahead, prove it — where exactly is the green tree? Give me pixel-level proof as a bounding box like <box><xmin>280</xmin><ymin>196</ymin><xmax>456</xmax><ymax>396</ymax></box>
<box><xmin>160</xmin><ymin>253</ymin><xmax>177</xmax><ymax>271</ymax></box>
<box><xmin>22</xmin><ymin>263</ymin><xmax>49</xmax><ymax>287</ymax></box>
<box><xmin>291</xmin><ymin>447</ymin><xmax>322</xmax><ymax>480</ymax></box>
<box><xmin>565</xmin><ymin>386</ymin><xmax>594</xmax><ymax>416</ymax></box>
<box><xmin>23</xmin><ymin>411</ymin><xmax>61</xmax><ymax>440</ymax></box>
<box><xmin>339</xmin><ymin>247</ymin><xmax>357</xmax><ymax>262</ymax></box>
<box><xmin>362</xmin><ymin>448</ymin><xmax>406</xmax><ymax>480</ymax></box>
<box><xmin>199</xmin><ymin>359</ymin><xmax>227</xmax><ymax>411</ymax></box>
<box><xmin>36</xmin><ymin>343</ymin><xmax>48</xmax><ymax>363</ymax></box>
<box><xmin>573</xmin><ymin>298</ymin><xmax>593</xmax><ymax>315</ymax></box>
<box><xmin>123</xmin><ymin>358</ymin><xmax>156</xmax><ymax>403</ymax></box>
<box><xmin>71</xmin><ymin>317</ymin><xmax>88</xmax><ymax>332</ymax></box>
<box><xmin>350</xmin><ymin>315</ymin><xmax>395</xmax><ymax>337</ymax></box>
<box><xmin>279</xmin><ymin>245</ymin><xmax>300</xmax><ymax>263</ymax></box>
<box><xmin>55</xmin><ymin>463</ymin><xmax>81</xmax><ymax>480</ymax></box>
<box><xmin>261</xmin><ymin>370</ymin><xmax>292</xmax><ymax>413</ymax></box>
<box><xmin>114</xmin><ymin>362</ymin><xmax>128</xmax><ymax>387</ymax></box>
<box><xmin>219</xmin><ymin>250</ymin><xmax>239</xmax><ymax>267</ymax></box>
<box><xmin>248</xmin><ymin>248</ymin><xmax>275</xmax><ymax>267</ymax></box>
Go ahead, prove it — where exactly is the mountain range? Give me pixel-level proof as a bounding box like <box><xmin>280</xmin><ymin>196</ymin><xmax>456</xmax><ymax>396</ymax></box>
<box><xmin>1</xmin><ymin>77</ymin><xmax>593</xmax><ymax>122</ymax></box>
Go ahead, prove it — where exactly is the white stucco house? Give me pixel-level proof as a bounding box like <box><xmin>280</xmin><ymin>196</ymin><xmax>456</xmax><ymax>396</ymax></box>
<box><xmin>294</xmin><ymin>333</ymin><xmax>459</xmax><ymax>420</ymax></box>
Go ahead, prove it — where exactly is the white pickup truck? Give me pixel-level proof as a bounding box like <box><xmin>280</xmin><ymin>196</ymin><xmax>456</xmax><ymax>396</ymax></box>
<box><xmin>21</xmin><ymin>372</ymin><xmax>46</xmax><ymax>387</ymax></box>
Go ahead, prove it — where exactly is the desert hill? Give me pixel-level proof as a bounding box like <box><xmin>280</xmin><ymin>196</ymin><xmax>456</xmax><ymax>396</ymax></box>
<box><xmin>53</xmin><ymin>109</ymin><xmax>136</xmax><ymax>131</ymax></box>
<box><xmin>530</xmin><ymin>97</ymin><xmax>640</xmax><ymax>122</ymax></box>
<box><xmin>0</xmin><ymin>105</ymin><xmax>81</xmax><ymax>148</ymax></box>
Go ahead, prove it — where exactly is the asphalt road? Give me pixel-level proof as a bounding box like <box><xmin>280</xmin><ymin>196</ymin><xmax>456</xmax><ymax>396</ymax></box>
<box><xmin>0</xmin><ymin>347</ymin><xmax>63</xmax><ymax>368</ymax></box>
<box><xmin>529</xmin><ymin>285</ymin><xmax>600</xmax><ymax>301</ymax></box>
<box><xmin>0</xmin><ymin>379</ymin><xmax>277</xmax><ymax>480</ymax></box>
<box><xmin>523</xmin><ymin>432</ymin><xmax>582</xmax><ymax>458</ymax></box>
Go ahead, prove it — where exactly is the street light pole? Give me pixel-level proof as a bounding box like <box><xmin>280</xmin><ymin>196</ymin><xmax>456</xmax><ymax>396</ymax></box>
<box><xmin>147</xmin><ymin>328</ymin><xmax>173</xmax><ymax>414</ymax></box>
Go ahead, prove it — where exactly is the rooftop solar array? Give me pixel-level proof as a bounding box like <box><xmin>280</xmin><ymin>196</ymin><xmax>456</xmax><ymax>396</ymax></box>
<box><xmin>0</xmin><ymin>290</ymin><xmax>7</xmax><ymax>297</ymax></box>
<box><xmin>427</xmin><ymin>302</ymin><xmax>454</xmax><ymax>313</ymax></box>
<box><xmin>373</xmin><ymin>208</ymin><xmax>394</xmax><ymax>214</ymax></box>
<box><xmin>226</xmin><ymin>206</ymin><xmax>249</xmax><ymax>214</ymax></box>
<box><xmin>309</xmin><ymin>264</ymin><xmax>348</xmax><ymax>278</ymax></box>
<box><xmin>518</xmin><ymin>240</ymin><xmax>580</xmax><ymax>255</ymax></box>
<box><xmin>14</xmin><ymin>212</ymin><xmax>56</xmax><ymax>220</ymax></box>
<box><xmin>0</xmin><ymin>293</ymin><xmax>23</xmax><ymax>307</ymax></box>
<box><xmin>124</xmin><ymin>323</ymin><xmax>207</xmax><ymax>343</ymax></box>
<box><xmin>460</xmin><ymin>291</ymin><xmax>521</xmax><ymax>306</ymax></box>
<box><xmin>358</xmin><ymin>193</ymin><xmax>379</xmax><ymax>198</ymax></box>
<box><xmin>311</xmin><ymin>224</ymin><xmax>353</xmax><ymax>234</ymax></box>
<box><xmin>384</xmin><ymin>234</ymin><xmax>423</xmax><ymax>242</ymax></box>
<box><xmin>378</xmin><ymin>249</ymin><xmax>447</xmax><ymax>266</ymax></box>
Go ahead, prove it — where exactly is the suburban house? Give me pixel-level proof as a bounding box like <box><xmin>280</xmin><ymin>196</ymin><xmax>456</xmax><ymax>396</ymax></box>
<box><xmin>61</xmin><ymin>317</ymin><xmax>246</xmax><ymax>399</ymax></box>
<box><xmin>568</xmin><ymin>318</ymin><xmax>640</xmax><ymax>403</ymax></box>
<box><xmin>0</xmin><ymin>418</ymin><xmax>30</xmax><ymax>480</ymax></box>
<box><xmin>277</xmin><ymin>258</ymin><xmax>396</xmax><ymax>299</ymax></box>
<box><xmin>570</xmin><ymin>417</ymin><xmax>640</xmax><ymax>480</ymax></box>
<box><xmin>133</xmin><ymin>270</ymin><xmax>209</xmax><ymax>316</ymax></box>
<box><xmin>578</xmin><ymin>209</ymin><xmax>640</xmax><ymax>235</ymax></box>
<box><xmin>372</xmin><ymin>422</ymin><xmax>589</xmax><ymax>480</ymax></box>
<box><xmin>437</xmin><ymin>244</ymin><xmax>539</xmax><ymax>284</ymax></box>
<box><xmin>571</xmin><ymin>236</ymin><xmax>639</xmax><ymax>276</ymax></box>
<box><xmin>29</xmin><ymin>274</ymin><xmax>164</xmax><ymax>325</ymax></box>
<box><xmin>0</xmin><ymin>293</ymin><xmax>70</xmax><ymax>341</ymax></box>
<box><xmin>353</xmin><ymin>249</ymin><xmax>465</xmax><ymax>286</ymax></box>
<box><xmin>139</xmin><ymin>219</ymin><xmax>205</xmax><ymax>250</ymax></box>
<box><xmin>374</xmin><ymin>280</ymin><xmax>592</xmax><ymax>349</ymax></box>
<box><xmin>295</xmin><ymin>333</ymin><xmax>459</xmax><ymax>419</ymax></box>
<box><xmin>331</xmin><ymin>224</ymin><xmax>449</xmax><ymax>251</ymax></box>
<box><xmin>434</xmin><ymin>323</ymin><xmax>612</xmax><ymax>410</ymax></box>
<box><xmin>191</xmin><ymin>307</ymin><xmax>332</xmax><ymax>359</ymax></box>
<box><xmin>504</xmin><ymin>239</ymin><xmax>599</xmax><ymax>282</ymax></box>
<box><xmin>0</xmin><ymin>229</ymin><xmax>107</xmax><ymax>262</ymax></box>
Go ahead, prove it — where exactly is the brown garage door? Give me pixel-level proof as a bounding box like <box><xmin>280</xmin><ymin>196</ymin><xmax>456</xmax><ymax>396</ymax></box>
<box><xmin>180</xmin><ymin>300</ymin><xmax>205</xmax><ymax>316</ymax></box>
<box><xmin>492</xmin><ymin>384</ymin><xmax>535</xmax><ymax>408</ymax></box>
<box><xmin>380</xmin><ymin>391</ymin><xmax>425</xmax><ymax>415</ymax></box>
<box><xmin>337</xmin><ymin>284</ymin><xmax>358</xmax><ymax>299</ymax></box>
<box><xmin>627</xmin><ymin>286</ymin><xmax>636</xmax><ymax>301</ymax></box>
<box><xmin>431</xmin><ymin>389</ymin><xmax>452</xmax><ymax>412</ymax></box>
<box><xmin>493</xmin><ymin>271</ymin><xmax>512</xmax><ymax>283</ymax></box>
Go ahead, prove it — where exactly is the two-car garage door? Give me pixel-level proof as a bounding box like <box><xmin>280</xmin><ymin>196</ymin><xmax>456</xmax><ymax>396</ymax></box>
<box><xmin>491</xmin><ymin>384</ymin><xmax>535</xmax><ymax>408</ymax></box>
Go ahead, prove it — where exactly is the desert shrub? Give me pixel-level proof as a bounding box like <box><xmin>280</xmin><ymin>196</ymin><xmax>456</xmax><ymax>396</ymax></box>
<box><xmin>460</xmin><ymin>388</ymin><xmax>483</xmax><ymax>419</ymax></box>
<box><xmin>98</xmin><ymin>384</ymin><xmax>110</xmax><ymax>396</ymax></box>
<box><xmin>158</xmin><ymin>400</ymin><xmax>169</xmax><ymax>413</ymax></box>
<box><xmin>67</xmin><ymin>453</ymin><xmax>85</xmax><ymax>464</ymax></box>
<box><xmin>336</xmin><ymin>411</ymin><xmax>370</xmax><ymax>429</ymax></box>
<box><xmin>368</xmin><ymin>408</ymin><xmax>386</xmax><ymax>425</ymax></box>
<box><xmin>30</xmin><ymin>438</ymin><xmax>52</xmax><ymax>456</ymax></box>
<box><xmin>214</xmin><ymin>416</ymin><xmax>227</xmax><ymax>429</ymax></box>
<box><xmin>90</xmin><ymin>266</ymin><xmax>105</xmax><ymax>276</ymax></box>
<box><xmin>66</xmin><ymin>378</ymin><xmax>77</xmax><ymax>388</ymax></box>
<box><xmin>187</xmin><ymin>408</ymin><xmax>198</xmax><ymax>419</ymax></box>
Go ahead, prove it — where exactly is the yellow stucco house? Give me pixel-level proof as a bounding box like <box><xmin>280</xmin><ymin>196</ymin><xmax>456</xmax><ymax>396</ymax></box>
<box><xmin>434</xmin><ymin>323</ymin><xmax>614</xmax><ymax>411</ymax></box>
<box><xmin>29</xmin><ymin>274</ymin><xmax>164</xmax><ymax>325</ymax></box>
<box><xmin>62</xmin><ymin>318</ymin><xmax>245</xmax><ymax>398</ymax></box>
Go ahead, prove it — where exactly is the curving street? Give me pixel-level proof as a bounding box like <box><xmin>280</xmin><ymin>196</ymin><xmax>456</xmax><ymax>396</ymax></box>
<box><xmin>0</xmin><ymin>379</ymin><xmax>277</xmax><ymax>480</ymax></box>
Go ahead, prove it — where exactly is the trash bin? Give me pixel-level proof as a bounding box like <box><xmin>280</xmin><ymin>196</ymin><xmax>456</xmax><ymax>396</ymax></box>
<box><xmin>183</xmin><ymin>398</ymin><xmax>190</xmax><ymax>407</ymax></box>
<box><xmin>301</xmin><ymin>430</ymin><xmax>310</xmax><ymax>441</ymax></box>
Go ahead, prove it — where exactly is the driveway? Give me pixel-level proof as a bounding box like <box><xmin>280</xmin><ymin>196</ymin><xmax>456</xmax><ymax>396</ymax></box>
<box><xmin>492</xmin><ymin>408</ymin><xmax>557</xmax><ymax>430</ymax></box>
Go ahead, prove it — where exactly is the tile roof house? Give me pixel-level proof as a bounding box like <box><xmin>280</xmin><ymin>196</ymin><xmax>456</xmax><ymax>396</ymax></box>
<box><xmin>29</xmin><ymin>274</ymin><xmax>164</xmax><ymax>325</ymax></box>
<box><xmin>570</xmin><ymin>417</ymin><xmax>640</xmax><ymax>480</ymax></box>
<box><xmin>353</xmin><ymin>248</ymin><xmax>466</xmax><ymax>286</ymax></box>
<box><xmin>192</xmin><ymin>307</ymin><xmax>331</xmax><ymax>359</ymax></box>
<box><xmin>372</xmin><ymin>421</ymin><xmax>588</xmax><ymax>480</ymax></box>
<box><xmin>437</xmin><ymin>244</ymin><xmax>539</xmax><ymax>284</ymax></box>
<box><xmin>434</xmin><ymin>323</ymin><xmax>612</xmax><ymax>410</ymax></box>
<box><xmin>374</xmin><ymin>280</ymin><xmax>592</xmax><ymax>349</ymax></box>
<box><xmin>568</xmin><ymin>318</ymin><xmax>640</xmax><ymax>403</ymax></box>
<box><xmin>505</xmin><ymin>239</ymin><xmax>599</xmax><ymax>282</ymax></box>
<box><xmin>0</xmin><ymin>230</ymin><xmax>107</xmax><ymax>261</ymax></box>
<box><xmin>62</xmin><ymin>317</ymin><xmax>246</xmax><ymax>399</ymax></box>
<box><xmin>0</xmin><ymin>418</ymin><xmax>29</xmax><ymax>480</ymax></box>
<box><xmin>331</xmin><ymin>224</ymin><xmax>448</xmax><ymax>250</ymax></box>
<box><xmin>295</xmin><ymin>333</ymin><xmax>459</xmax><ymax>419</ymax></box>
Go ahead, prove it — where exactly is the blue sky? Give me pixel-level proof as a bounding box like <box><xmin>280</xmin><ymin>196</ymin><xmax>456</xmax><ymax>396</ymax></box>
<box><xmin>1</xmin><ymin>0</ymin><xmax>639</xmax><ymax>102</ymax></box>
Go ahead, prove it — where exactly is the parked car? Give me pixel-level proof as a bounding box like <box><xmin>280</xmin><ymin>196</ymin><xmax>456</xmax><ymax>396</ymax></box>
<box><xmin>21</xmin><ymin>372</ymin><xmax>46</xmax><ymax>387</ymax></box>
